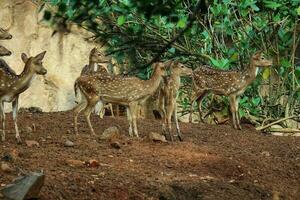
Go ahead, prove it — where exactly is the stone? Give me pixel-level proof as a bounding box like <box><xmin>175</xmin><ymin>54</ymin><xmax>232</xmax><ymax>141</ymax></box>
<box><xmin>25</xmin><ymin>140</ymin><xmax>40</xmax><ymax>147</ymax></box>
<box><xmin>100</xmin><ymin>126</ymin><xmax>120</xmax><ymax>140</ymax></box>
<box><xmin>1</xmin><ymin>172</ymin><xmax>45</xmax><ymax>200</ymax></box>
<box><xmin>1</xmin><ymin>162</ymin><xmax>13</xmax><ymax>173</ymax></box>
<box><xmin>110</xmin><ymin>141</ymin><xmax>121</xmax><ymax>149</ymax></box>
<box><xmin>84</xmin><ymin>160</ymin><xmax>100</xmax><ymax>168</ymax></box>
<box><xmin>149</xmin><ymin>132</ymin><xmax>167</xmax><ymax>143</ymax></box>
<box><xmin>261</xmin><ymin>151</ymin><xmax>270</xmax><ymax>157</ymax></box>
<box><xmin>66</xmin><ymin>159</ymin><xmax>83</xmax><ymax>167</ymax></box>
<box><xmin>23</xmin><ymin>126</ymin><xmax>33</xmax><ymax>134</ymax></box>
<box><xmin>64</xmin><ymin>140</ymin><xmax>74</xmax><ymax>147</ymax></box>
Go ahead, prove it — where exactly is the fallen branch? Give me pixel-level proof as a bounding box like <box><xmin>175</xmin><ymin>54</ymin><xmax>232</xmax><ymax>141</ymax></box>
<box><xmin>256</xmin><ymin>115</ymin><xmax>295</xmax><ymax>131</ymax></box>
<box><xmin>268</xmin><ymin>128</ymin><xmax>300</xmax><ymax>133</ymax></box>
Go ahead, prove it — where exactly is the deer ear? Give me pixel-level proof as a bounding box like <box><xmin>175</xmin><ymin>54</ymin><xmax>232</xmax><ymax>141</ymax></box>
<box><xmin>35</xmin><ymin>51</ymin><xmax>46</xmax><ymax>61</ymax></box>
<box><xmin>21</xmin><ymin>53</ymin><xmax>28</xmax><ymax>63</ymax></box>
<box><xmin>253</xmin><ymin>51</ymin><xmax>262</xmax><ymax>60</ymax></box>
<box><xmin>91</xmin><ymin>47</ymin><xmax>97</xmax><ymax>54</ymax></box>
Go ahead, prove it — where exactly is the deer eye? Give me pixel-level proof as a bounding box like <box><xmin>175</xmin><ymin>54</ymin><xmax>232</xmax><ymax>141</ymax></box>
<box><xmin>261</xmin><ymin>57</ymin><xmax>265</xmax><ymax>60</ymax></box>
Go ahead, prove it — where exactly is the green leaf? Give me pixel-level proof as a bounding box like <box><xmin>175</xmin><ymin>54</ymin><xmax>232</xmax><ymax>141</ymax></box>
<box><xmin>168</xmin><ymin>47</ymin><xmax>176</xmax><ymax>54</ymax></box>
<box><xmin>297</xmin><ymin>6</ymin><xmax>300</xmax><ymax>15</ymax></box>
<box><xmin>263</xmin><ymin>1</ymin><xmax>282</xmax><ymax>9</ymax></box>
<box><xmin>117</xmin><ymin>15</ymin><xmax>126</xmax><ymax>26</ymax></box>
<box><xmin>177</xmin><ymin>17</ymin><xmax>187</xmax><ymax>28</ymax></box>
<box><xmin>262</xmin><ymin>68</ymin><xmax>270</xmax><ymax>79</ymax></box>
<box><xmin>251</xmin><ymin>97</ymin><xmax>261</xmax><ymax>106</ymax></box>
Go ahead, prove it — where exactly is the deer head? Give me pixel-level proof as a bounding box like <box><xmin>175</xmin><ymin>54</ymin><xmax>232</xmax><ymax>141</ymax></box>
<box><xmin>170</xmin><ymin>61</ymin><xmax>193</xmax><ymax>76</ymax></box>
<box><xmin>21</xmin><ymin>51</ymin><xmax>47</xmax><ymax>75</ymax></box>
<box><xmin>0</xmin><ymin>28</ymin><xmax>12</xmax><ymax>40</ymax></box>
<box><xmin>0</xmin><ymin>45</ymin><xmax>12</xmax><ymax>56</ymax></box>
<box><xmin>152</xmin><ymin>62</ymin><xmax>167</xmax><ymax>77</ymax></box>
<box><xmin>251</xmin><ymin>51</ymin><xmax>273</xmax><ymax>67</ymax></box>
<box><xmin>89</xmin><ymin>47</ymin><xmax>109</xmax><ymax>63</ymax></box>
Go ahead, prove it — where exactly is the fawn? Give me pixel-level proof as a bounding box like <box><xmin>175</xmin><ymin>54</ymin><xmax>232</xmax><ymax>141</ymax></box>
<box><xmin>0</xmin><ymin>28</ymin><xmax>12</xmax><ymax>56</ymax></box>
<box><xmin>155</xmin><ymin>61</ymin><xmax>192</xmax><ymax>141</ymax></box>
<box><xmin>0</xmin><ymin>51</ymin><xmax>47</xmax><ymax>143</ymax></box>
<box><xmin>189</xmin><ymin>51</ymin><xmax>272</xmax><ymax>129</ymax></box>
<box><xmin>73</xmin><ymin>62</ymin><xmax>166</xmax><ymax>137</ymax></box>
<box><xmin>78</xmin><ymin>47</ymin><xmax>114</xmax><ymax>118</ymax></box>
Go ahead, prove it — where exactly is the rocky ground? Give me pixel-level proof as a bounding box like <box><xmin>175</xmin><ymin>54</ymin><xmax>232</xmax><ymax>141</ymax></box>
<box><xmin>0</xmin><ymin>111</ymin><xmax>299</xmax><ymax>200</ymax></box>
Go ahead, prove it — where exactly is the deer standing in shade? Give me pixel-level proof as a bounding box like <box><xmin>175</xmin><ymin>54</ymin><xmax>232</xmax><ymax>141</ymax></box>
<box><xmin>189</xmin><ymin>52</ymin><xmax>272</xmax><ymax>129</ymax></box>
<box><xmin>77</xmin><ymin>47</ymin><xmax>114</xmax><ymax>118</ymax></box>
<box><xmin>73</xmin><ymin>62</ymin><xmax>166</xmax><ymax>137</ymax></box>
<box><xmin>0</xmin><ymin>28</ymin><xmax>12</xmax><ymax>56</ymax></box>
<box><xmin>0</xmin><ymin>51</ymin><xmax>47</xmax><ymax>143</ymax></box>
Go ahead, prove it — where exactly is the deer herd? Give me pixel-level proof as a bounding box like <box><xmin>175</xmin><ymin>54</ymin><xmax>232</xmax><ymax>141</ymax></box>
<box><xmin>0</xmin><ymin>28</ymin><xmax>273</xmax><ymax>143</ymax></box>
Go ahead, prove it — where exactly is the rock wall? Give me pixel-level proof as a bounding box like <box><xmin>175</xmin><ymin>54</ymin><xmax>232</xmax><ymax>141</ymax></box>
<box><xmin>0</xmin><ymin>0</ymin><xmax>100</xmax><ymax>112</ymax></box>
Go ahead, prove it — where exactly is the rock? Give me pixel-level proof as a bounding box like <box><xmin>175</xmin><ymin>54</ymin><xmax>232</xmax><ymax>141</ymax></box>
<box><xmin>149</xmin><ymin>132</ymin><xmax>167</xmax><ymax>143</ymax></box>
<box><xmin>110</xmin><ymin>141</ymin><xmax>121</xmax><ymax>149</ymax></box>
<box><xmin>261</xmin><ymin>151</ymin><xmax>270</xmax><ymax>157</ymax></box>
<box><xmin>25</xmin><ymin>140</ymin><xmax>40</xmax><ymax>147</ymax></box>
<box><xmin>64</xmin><ymin>140</ymin><xmax>74</xmax><ymax>147</ymax></box>
<box><xmin>1</xmin><ymin>172</ymin><xmax>45</xmax><ymax>200</ymax></box>
<box><xmin>66</xmin><ymin>159</ymin><xmax>83</xmax><ymax>167</ymax></box>
<box><xmin>1</xmin><ymin>162</ymin><xmax>13</xmax><ymax>173</ymax></box>
<box><xmin>100</xmin><ymin>126</ymin><xmax>120</xmax><ymax>140</ymax></box>
<box><xmin>84</xmin><ymin>160</ymin><xmax>100</xmax><ymax>168</ymax></box>
<box><xmin>23</xmin><ymin>126</ymin><xmax>33</xmax><ymax>134</ymax></box>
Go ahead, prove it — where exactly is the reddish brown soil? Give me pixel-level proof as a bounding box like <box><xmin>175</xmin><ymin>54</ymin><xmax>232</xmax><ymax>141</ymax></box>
<box><xmin>0</xmin><ymin>111</ymin><xmax>300</xmax><ymax>200</ymax></box>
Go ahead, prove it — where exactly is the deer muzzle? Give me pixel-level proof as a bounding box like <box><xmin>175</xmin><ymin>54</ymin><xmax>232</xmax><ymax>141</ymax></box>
<box><xmin>38</xmin><ymin>68</ymin><xmax>47</xmax><ymax>75</ymax></box>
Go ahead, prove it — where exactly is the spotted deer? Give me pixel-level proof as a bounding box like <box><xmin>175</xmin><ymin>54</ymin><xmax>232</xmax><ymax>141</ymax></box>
<box><xmin>0</xmin><ymin>28</ymin><xmax>12</xmax><ymax>56</ymax></box>
<box><xmin>73</xmin><ymin>62</ymin><xmax>166</xmax><ymax>137</ymax></box>
<box><xmin>0</xmin><ymin>51</ymin><xmax>47</xmax><ymax>143</ymax></box>
<box><xmin>189</xmin><ymin>52</ymin><xmax>273</xmax><ymax>129</ymax></box>
<box><xmin>146</xmin><ymin>61</ymin><xmax>192</xmax><ymax>141</ymax></box>
<box><xmin>77</xmin><ymin>47</ymin><xmax>114</xmax><ymax>118</ymax></box>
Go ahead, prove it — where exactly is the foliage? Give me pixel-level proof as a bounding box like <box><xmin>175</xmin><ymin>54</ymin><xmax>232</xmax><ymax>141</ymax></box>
<box><xmin>42</xmin><ymin>0</ymin><xmax>300</xmax><ymax>125</ymax></box>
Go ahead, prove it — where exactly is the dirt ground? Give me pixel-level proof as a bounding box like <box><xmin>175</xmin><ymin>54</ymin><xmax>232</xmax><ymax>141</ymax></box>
<box><xmin>0</xmin><ymin>110</ymin><xmax>299</xmax><ymax>200</ymax></box>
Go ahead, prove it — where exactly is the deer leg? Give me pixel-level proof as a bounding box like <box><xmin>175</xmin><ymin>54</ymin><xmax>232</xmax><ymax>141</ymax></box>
<box><xmin>173</xmin><ymin>103</ymin><xmax>182</xmax><ymax>141</ymax></box>
<box><xmin>189</xmin><ymin>94</ymin><xmax>197</xmax><ymax>123</ymax></box>
<box><xmin>0</xmin><ymin>101</ymin><xmax>5</xmax><ymax>142</ymax></box>
<box><xmin>235</xmin><ymin>97</ymin><xmax>242</xmax><ymax>130</ymax></box>
<box><xmin>196</xmin><ymin>92</ymin><xmax>208</xmax><ymax>123</ymax></box>
<box><xmin>129</xmin><ymin>103</ymin><xmax>139</xmax><ymax>137</ymax></box>
<box><xmin>109</xmin><ymin>103</ymin><xmax>114</xmax><ymax>117</ymax></box>
<box><xmin>166</xmin><ymin>99</ymin><xmax>175</xmax><ymax>142</ymax></box>
<box><xmin>126</xmin><ymin>107</ymin><xmax>133</xmax><ymax>137</ymax></box>
<box><xmin>189</xmin><ymin>90</ymin><xmax>205</xmax><ymax>123</ymax></box>
<box><xmin>158</xmin><ymin>96</ymin><xmax>167</xmax><ymax>134</ymax></box>
<box><xmin>95</xmin><ymin>101</ymin><xmax>104</xmax><ymax>119</ymax></box>
<box><xmin>229</xmin><ymin>95</ymin><xmax>238</xmax><ymax>129</ymax></box>
<box><xmin>12</xmin><ymin>96</ymin><xmax>21</xmax><ymax>143</ymax></box>
<box><xmin>83</xmin><ymin>98</ymin><xmax>98</xmax><ymax>136</ymax></box>
<box><xmin>73</xmin><ymin>100</ymin><xmax>88</xmax><ymax>135</ymax></box>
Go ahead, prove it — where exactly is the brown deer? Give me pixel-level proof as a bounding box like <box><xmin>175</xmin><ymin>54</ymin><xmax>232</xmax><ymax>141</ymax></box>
<box><xmin>77</xmin><ymin>47</ymin><xmax>114</xmax><ymax>118</ymax></box>
<box><xmin>0</xmin><ymin>28</ymin><xmax>12</xmax><ymax>40</ymax></box>
<box><xmin>0</xmin><ymin>51</ymin><xmax>47</xmax><ymax>143</ymax></box>
<box><xmin>189</xmin><ymin>51</ymin><xmax>272</xmax><ymax>129</ymax></box>
<box><xmin>73</xmin><ymin>62</ymin><xmax>166</xmax><ymax>137</ymax></box>
<box><xmin>150</xmin><ymin>61</ymin><xmax>192</xmax><ymax>141</ymax></box>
